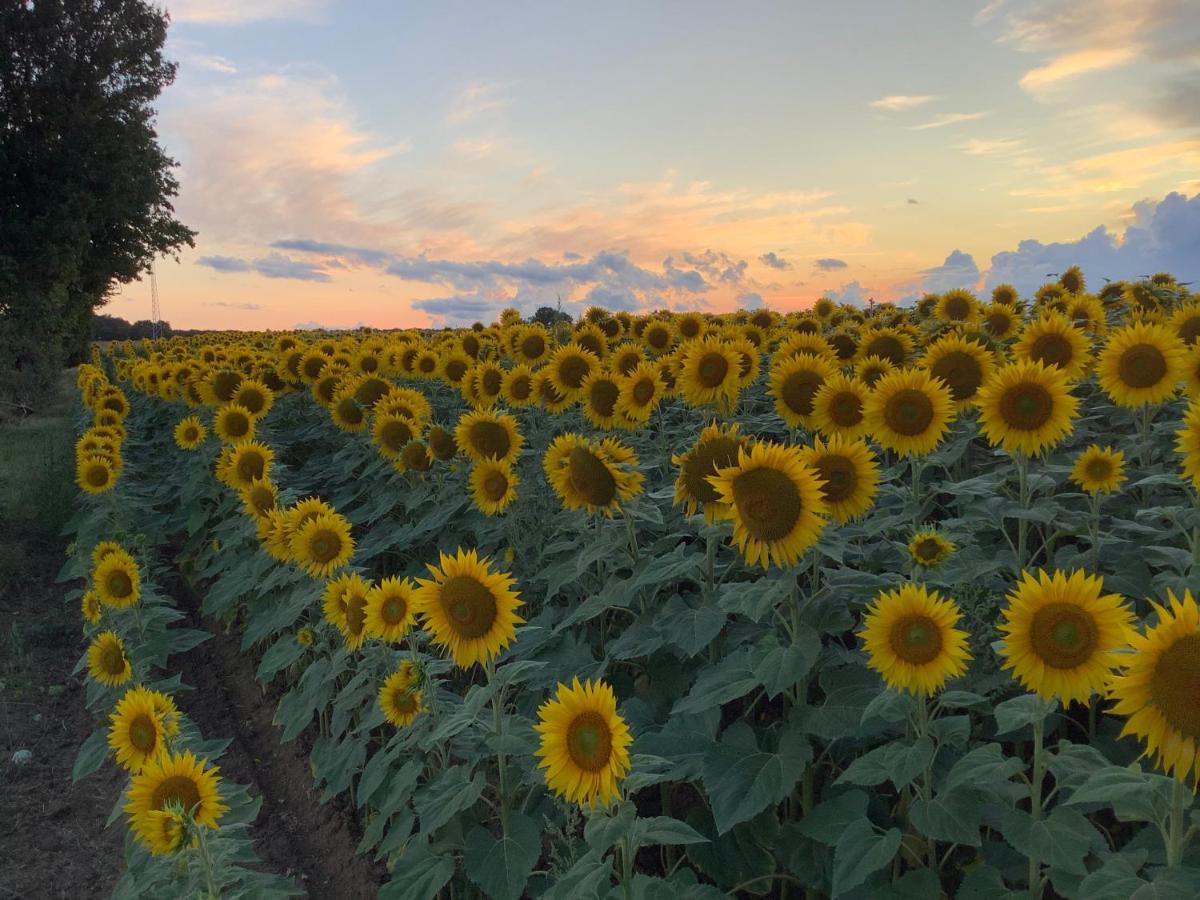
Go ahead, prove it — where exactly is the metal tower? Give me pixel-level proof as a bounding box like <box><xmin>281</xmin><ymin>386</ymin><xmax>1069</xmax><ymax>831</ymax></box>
<box><xmin>150</xmin><ymin>263</ymin><xmax>161</xmax><ymax>339</ymax></box>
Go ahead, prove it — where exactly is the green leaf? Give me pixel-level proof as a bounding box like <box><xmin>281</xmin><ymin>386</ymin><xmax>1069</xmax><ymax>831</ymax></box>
<box><xmin>956</xmin><ymin>864</ymin><xmax>1021</xmax><ymax>899</ymax></box>
<box><xmin>1067</xmin><ymin>765</ymin><xmax>1178</xmax><ymax>825</ymax></box>
<box><xmin>910</xmin><ymin>785</ymin><xmax>985</xmax><ymax>846</ymax></box>
<box><xmin>755</xmin><ymin>627</ymin><xmax>821</xmax><ymax>699</ymax></box>
<box><xmin>672</xmin><ymin>647</ymin><xmax>760</xmax><ymax>716</ymax></box>
<box><xmin>999</xmin><ymin>806</ymin><xmax>1099</xmax><ymax>876</ymax></box>
<box><xmin>832</xmin><ymin>819</ymin><xmax>901</xmax><ymax>898</ymax></box>
<box><xmin>414</xmin><ymin>765</ymin><xmax>486</xmax><ymax>835</ymax></box>
<box><xmin>836</xmin><ymin>737</ymin><xmax>933</xmax><ymax>791</ymax></box>
<box><xmin>658</xmin><ymin>597</ymin><xmax>726</xmax><ymax>658</ymax></box>
<box><xmin>943</xmin><ymin>743</ymin><xmax>1025</xmax><ymax>795</ymax></box>
<box><xmin>1076</xmin><ymin>853</ymin><xmax>1150</xmax><ymax>900</ymax></box>
<box><xmin>539</xmin><ymin>850</ymin><xmax>611</xmax><ymax>900</ymax></box>
<box><xmin>993</xmin><ymin>694</ymin><xmax>1055</xmax><ymax>736</ymax></box>
<box><xmin>630</xmin><ymin>816</ymin><xmax>708</xmax><ymax>849</ymax></box>
<box><xmin>71</xmin><ymin>728</ymin><xmax>109</xmax><ymax>782</ymax></box>
<box><xmin>793</xmin><ymin>789</ymin><xmax>868</xmax><ymax>846</ymax></box>
<box><xmin>584</xmin><ymin>801</ymin><xmax>635</xmax><ymax>853</ymax></box>
<box><xmin>937</xmin><ymin>690</ymin><xmax>989</xmax><ymax>709</ymax></box>
<box><xmin>701</xmin><ymin>721</ymin><xmax>811</xmax><ymax>834</ymax></box>
<box><xmin>378</xmin><ymin>842</ymin><xmax>455</xmax><ymax>900</ymax></box>
<box><xmin>464</xmin><ymin>814</ymin><xmax>541</xmax><ymax>900</ymax></box>
<box><xmin>256</xmin><ymin>633</ymin><xmax>306</xmax><ymax>681</ymax></box>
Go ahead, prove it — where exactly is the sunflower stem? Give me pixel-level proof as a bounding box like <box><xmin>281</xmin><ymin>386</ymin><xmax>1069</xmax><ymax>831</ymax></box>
<box><xmin>619</xmin><ymin>833</ymin><xmax>635</xmax><ymax>900</ymax></box>
<box><xmin>1088</xmin><ymin>491</ymin><xmax>1102</xmax><ymax>573</ymax></box>
<box><xmin>486</xmin><ymin>661</ymin><xmax>511</xmax><ymax>838</ymax></box>
<box><xmin>1015</xmin><ymin>451</ymin><xmax>1030</xmax><ymax>574</ymax></box>
<box><xmin>1166</xmin><ymin>777</ymin><xmax>1190</xmax><ymax>867</ymax></box>
<box><xmin>910</xmin><ymin>456</ymin><xmax>926</xmax><ymax>530</ymax></box>
<box><xmin>1027</xmin><ymin>706</ymin><xmax>1047</xmax><ymax>898</ymax></box>
<box><xmin>623</xmin><ymin>508</ymin><xmax>639</xmax><ymax>563</ymax></box>
<box><xmin>194</xmin><ymin>822</ymin><xmax>220</xmax><ymax>899</ymax></box>
<box><xmin>704</xmin><ymin>531</ymin><xmax>716</xmax><ymax>596</ymax></box>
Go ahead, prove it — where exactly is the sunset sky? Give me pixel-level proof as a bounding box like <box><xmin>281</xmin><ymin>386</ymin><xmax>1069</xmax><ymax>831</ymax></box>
<box><xmin>108</xmin><ymin>0</ymin><xmax>1200</xmax><ymax>330</ymax></box>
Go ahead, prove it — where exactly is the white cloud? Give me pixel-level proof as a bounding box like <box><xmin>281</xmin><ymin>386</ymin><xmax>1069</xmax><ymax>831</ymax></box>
<box><xmin>870</xmin><ymin>95</ymin><xmax>936</xmax><ymax>112</ymax></box>
<box><xmin>956</xmin><ymin>137</ymin><xmax>1025</xmax><ymax>155</ymax></box>
<box><xmin>909</xmin><ymin>112</ymin><xmax>989</xmax><ymax>130</ymax></box>
<box><xmin>166</xmin><ymin>0</ymin><xmax>327</xmax><ymax>25</ymax></box>
<box><xmin>920</xmin><ymin>249</ymin><xmax>982</xmax><ymax>292</ymax></box>
<box><xmin>447</xmin><ymin>82</ymin><xmax>511</xmax><ymax>125</ymax></box>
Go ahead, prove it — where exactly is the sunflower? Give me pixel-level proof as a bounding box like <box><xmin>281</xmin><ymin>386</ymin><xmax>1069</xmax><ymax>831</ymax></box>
<box><xmin>908</xmin><ymin>530</ymin><xmax>955</xmax><ymax>568</ymax></box>
<box><xmin>469</xmin><ymin>460</ymin><xmax>519</xmax><ymax>515</ymax></box>
<box><xmin>515</xmin><ymin>325</ymin><xmax>551</xmax><ymax>365</ymax></box>
<box><xmin>1013</xmin><ymin>312</ymin><xmax>1092</xmax><ymax>381</ymax></box>
<box><xmin>611</xmin><ymin>344</ymin><xmax>646</xmax><ymax>377</ymax></box>
<box><xmin>440</xmin><ymin>350</ymin><xmax>473</xmax><ymax>386</ymax></box>
<box><xmin>364</xmin><ymin>576</ymin><xmax>417</xmax><ymax>642</ymax></box>
<box><xmin>87</xmin><ymin>630</ymin><xmax>133</xmax><ymax>687</ymax></box>
<box><xmin>676</xmin><ymin>337</ymin><xmax>743</xmax><ymax>409</ymax></box>
<box><xmin>91</xmin><ymin>541</ymin><xmax>123</xmax><ymax>570</ymax></box>
<box><xmin>330</xmin><ymin>394</ymin><xmax>368</xmax><ymax>432</ymax></box>
<box><xmin>473</xmin><ymin>361</ymin><xmax>507</xmax><ymax>406</ymax></box>
<box><xmin>672</xmin><ymin>423</ymin><xmax>750</xmax><ymax>521</ymax></box>
<box><xmin>1096</xmin><ymin>321</ymin><xmax>1186</xmax><ymax>408</ymax></box>
<box><xmin>997</xmin><ymin>569</ymin><xmax>1133</xmax><ymax>705</ymax></box>
<box><xmin>708</xmin><ymin>442</ymin><xmax>828</xmax><ymax>568</ymax></box>
<box><xmin>398</xmin><ymin>440</ymin><xmax>432</xmax><ymax>473</ymax></box>
<box><xmin>222</xmin><ymin>441</ymin><xmax>274</xmax><ymax>489</ymax></box>
<box><xmin>173</xmin><ymin>416</ymin><xmax>207</xmax><ymax>450</ymax></box>
<box><xmin>858</xmin><ymin>327</ymin><xmax>913</xmax><ymax>367</ymax></box>
<box><xmin>379</xmin><ymin>667</ymin><xmax>425</xmax><ymax>727</ymax></box>
<box><xmin>94</xmin><ymin>550</ymin><xmax>141</xmax><ymax>608</ymax></box>
<box><xmin>372</xmin><ymin>413</ymin><xmax>421</xmax><ymax>461</ymax></box>
<box><xmin>321</xmin><ymin>572</ymin><xmax>370</xmax><ymax>634</ymax></box>
<box><xmin>1109</xmin><ymin>590</ymin><xmax>1200</xmax><ymax>781</ymax></box>
<box><xmin>377</xmin><ymin>386</ymin><xmax>432</xmax><ymax>423</ymax></box>
<box><xmin>775</xmin><ymin>331</ymin><xmax>836</xmax><ymax>364</ymax></box>
<box><xmin>1065</xmin><ymin>293</ymin><xmax>1106</xmax><ymax>335</ymax></box>
<box><xmin>1169</xmin><ymin>303</ymin><xmax>1200</xmax><ymax>347</ymax></box>
<box><xmin>1181</xmin><ymin>345</ymin><xmax>1200</xmax><ymax>399</ymax></box>
<box><xmin>768</xmin><ymin>352</ymin><xmax>837</xmax><ymax>429</ymax></box>
<box><xmin>726</xmin><ymin>336</ymin><xmax>762</xmax><ymax>389</ymax></box>
<box><xmin>501</xmin><ymin>365</ymin><xmax>536</xmax><ymax>407</ymax></box>
<box><xmin>859</xmin><ymin>584</ymin><xmax>972</xmax><ymax>696</ymax></box>
<box><xmin>232</xmin><ymin>379</ymin><xmax>274</xmax><ymax>418</ymax></box>
<box><xmin>855</xmin><ymin>354</ymin><xmax>897</xmax><ymax>389</ymax></box>
<box><xmin>239</xmin><ymin>477</ymin><xmax>278</xmax><ymax>522</ymax></box>
<box><xmin>108</xmin><ymin>685</ymin><xmax>167</xmax><ymax>772</ymax></box>
<box><xmin>864</xmin><ymin>368</ymin><xmax>955</xmax><ymax>458</ymax></box>
<box><xmin>641</xmin><ymin>319</ymin><xmax>675</xmax><ymax>356</ymax></box>
<box><xmin>921</xmin><ymin>333</ymin><xmax>995</xmax><ymax>409</ymax></box>
<box><xmin>81</xmin><ymin>589</ymin><xmax>102</xmax><ymax>624</ymax></box>
<box><xmin>413</xmin><ymin>548</ymin><xmax>524</xmax><ymax>668</ymax></box>
<box><xmin>936</xmin><ymin>289</ymin><xmax>980</xmax><ymax>325</ymax></box>
<box><xmin>615</xmin><ymin>362</ymin><xmax>665</xmax><ymax>427</ymax></box>
<box><xmin>1177</xmin><ymin>402</ymin><xmax>1200</xmax><ymax>490</ymax></box>
<box><xmin>1070</xmin><ymin>445</ymin><xmax>1126</xmax><ymax>495</ymax></box>
<box><xmin>76</xmin><ymin>455</ymin><xmax>117</xmax><ymax>494</ymax></box>
<box><xmin>427</xmin><ymin>425</ymin><xmax>458</xmax><ymax>461</ymax></box>
<box><xmin>581</xmin><ymin>370</ymin><xmax>622</xmax><ymax>429</ymax></box>
<box><xmin>976</xmin><ymin>360</ymin><xmax>1078</xmax><ymax>457</ymax></box>
<box><xmin>213</xmin><ymin>403</ymin><xmax>255</xmax><ymax>443</ymax></box>
<box><xmin>455</xmin><ymin>409</ymin><xmax>523</xmax><ymax>465</ymax></box>
<box><xmin>125</xmin><ymin>750</ymin><xmax>226</xmax><ymax>853</ymax></box>
<box><xmin>547</xmin><ymin>345</ymin><xmax>601</xmax><ymax>399</ymax></box>
<box><xmin>291</xmin><ymin>511</ymin><xmax>355</xmax><ymax>578</ymax></box>
<box><xmin>981</xmin><ymin>303</ymin><xmax>1021</xmax><ymax>341</ymax></box>
<box><xmin>535</xmin><ymin>678</ymin><xmax>632</xmax><ymax>808</ymax></box>
<box><xmin>810</xmin><ymin>374</ymin><xmax>870</xmax><ymax>441</ymax></box>
<box><xmin>544</xmin><ymin>433</ymin><xmax>644</xmax><ymax>516</ymax></box>
<box><xmin>797</xmin><ymin>436</ymin><xmax>879</xmax><ymax>524</ymax></box>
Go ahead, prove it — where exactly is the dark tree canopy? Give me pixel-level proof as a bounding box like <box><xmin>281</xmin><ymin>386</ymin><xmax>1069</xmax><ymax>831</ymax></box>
<box><xmin>0</xmin><ymin>0</ymin><xmax>193</xmax><ymax>395</ymax></box>
<box><xmin>530</xmin><ymin>305</ymin><xmax>572</xmax><ymax>327</ymax></box>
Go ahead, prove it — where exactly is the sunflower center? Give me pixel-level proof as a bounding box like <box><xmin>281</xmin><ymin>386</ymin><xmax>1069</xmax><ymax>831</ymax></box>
<box><xmin>100</xmin><ymin>643</ymin><xmax>126</xmax><ymax>674</ymax></box>
<box><xmin>522</xmin><ymin>334</ymin><xmax>546</xmax><ymax>358</ymax></box>
<box><xmin>830</xmin><ymin>334</ymin><xmax>857</xmax><ymax>361</ymax></box>
<box><xmin>1030</xmin><ymin>334</ymin><xmax>1073</xmax><ymax>368</ymax></box>
<box><xmin>866</xmin><ymin>335</ymin><xmax>905</xmax><ymax>366</ymax></box>
<box><xmin>883</xmin><ymin>389</ymin><xmax>934</xmax><ymax>436</ymax></box>
<box><xmin>943</xmin><ymin>296</ymin><xmax>971</xmax><ymax>321</ymax></box>
<box><xmin>781</xmin><ymin>370</ymin><xmax>824</xmax><ymax>417</ymax></box>
<box><xmin>106</xmin><ymin>570</ymin><xmax>133</xmax><ymax>599</ymax></box>
<box><xmin>618</xmin><ymin>354</ymin><xmax>640</xmax><ymax>376</ymax></box>
<box><xmin>986</xmin><ymin>312</ymin><xmax>1012</xmax><ymax>335</ymax></box>
<box><xmin>1118</xmin><ymin>343</ymin><xmax>1168</xmax><ymax>388</ymax></box>
<box><xmin>931</xmin><ymin>353</ymin><xmax>983</xmax><ymax>401</ymax></box>
<box><xmin>697</xmin><ymin>353</ymin><xmax>729</xmax><ymax>388</ymax></box>
<box><xmin>225</xmin><ymin>413</ymin><xmax>250</xmax><ymax>437</ymax></box>
<box><xmin>213</xmin><ymin>371</ymin><xmax>240</xmax><ymax>401</ymax></box>
<box><xmin>129</xmin><ymin>714</ymin><xmax>157</xmax><ymax>753</ymax></box>
<box><xmin>346</xmin><ymin>594</ymin><xmax>367</xmax><ymax>636</ymax></box>
<box><xmin>184</xmin><ymin>427</ymin><xmax>199</xmax><ymax>441</ymax></box>
<box><xmin>482</xmin><ymin>470</ymin><xmax>509</xmax><ymax>502</ymax></box>
<box><xmin>419</xmin><ymin>355</ymin><xmax>437</xmax><ymax>373</ymax></box>
<box><xmin>566</xmin><ymin>711</ymin><xmax>614</xmax><ymax>772</ymax></box>
<box><xmin>915</xmin><ymin>538</ymin><xmax>942</xmax><ymax>561</ymax></box>
<box><xmin>1030</xmin><ymin>603</ymin><xmax>1098</xmax><ymax>669</ymax></box>
<box><xmin>999</xmin><ymin>384</ymin><xmax>1053</xmax><ymax>431</ymax></box>
<box><xmin>392</xmin><ymin>689</ymin><xmax>418</xmax><ymax>714</ymax></box>
<box><xmin>813</xmin><ymin>454</ymin><xmax>857</xmax><ymax>504</ymax></box>
<box><xmin>1085</xmin><ymin>458</ymin><xmax>1113</xmax><ymax>482</ymax></box>
<box><xmin>509</xmin><ymin>376</ymin><xmax>532</xmax><ymax>400</ymax></box>
<box><xmin>239</xmin><ymin>391</ymin><xmax>265</xmax><ymax>414</ymax></box>
<box><xmin>631</xmin><ymin>379</ymin><xmax>655</xmax><ymax>406</ymax></box>
<box><xmin>828</xmin><ymin>391</ymin><xmax>863</xmax><ymax>427</ymax></box>
<box><xmin>309</xmin><ymin>529</ymin><xmax>342</xmax><ymax>563</ymax></box>
<box><xmin>469</xmin><ymin>421</ymin><xmax>511</xmax><ymax>460</ymax></box>
<box><xmin>445</xmin><ymin>359</ymin><xmax>468</xmax><ymax>383</ymax></box>
<box><xmin>152</xmin><ymin>775</ymin><xmax>202</xmax><ymax>814</ymax></box>
<box><xmin>1179</xmin><ymin>316</ymin><xmax>1200</xmax><ymax>346</ymax></box>
<box><xmin>731</xmin><ymin>466</ymin><xmax>802</xmax><ymax>541</ymax></box>
<box><xmin>567</xmin><ymin>447</ymin><xmax>618</xmax><ymax>507</ymax></box>
<box><xmin>590</xmin><ymin>380</ymin><xmax>619</xmax><ymax>417</ymax></box>
<box><xmin>559</xmin><ymin>355</ymin><xmax>590</xmax><ymax>389</ymax></box>
<box><xmin>439</xmin><ymin>575</ymin><xmax>498</xmax><ymax>639</ymax></box>
<box><xmin>235</xmin><ymin>451</ymin><xmax>266</xmax><ymax>483</ymax></box>
<box><xmin>1149</xmin><ymin>633</ymin><xmax>1200</xmax><ymax>739</ymax></box>
<box><xmin>679</xmin><ymin>319</ymin><xmax>701</xmax><ymax>339</ymax></box>
<box><xmin>382</xmin><ymin>595</ymin><xmax>407</xmax><ymax>624</ymax></box>
<box><xmin>890</xmin><ymin>615</ymin><xmax>944</xmax><ymax>665</ymax></box>
<box><xmin>683</xmin><ymin>437</ymin><xmax>740</xmax><ymax>505</ymax></box>
<box><xmin>86</xmin><ymin>464</ymin><xmax>111</xmax><ymax>487</ymax></box>
<box><xmin>380</xmin><ymin>420</ymin><xmax>414</xmax><ymax>452</ymax></box>
<box><xmin>482</xmin><ymin>369</ymin><xmax>503</xmax><ymax>395</ymax></box>
<box><xmin>647</xmin><ymin>328</ymin><xmax>669</xmax><ymax>350</ymax></box>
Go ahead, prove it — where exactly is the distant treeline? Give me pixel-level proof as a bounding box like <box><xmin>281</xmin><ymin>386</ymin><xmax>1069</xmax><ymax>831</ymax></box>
<box><xmin>92</xmin><ymin>314</ymin><xmax>173</xmax><ymax>341</ymax></box>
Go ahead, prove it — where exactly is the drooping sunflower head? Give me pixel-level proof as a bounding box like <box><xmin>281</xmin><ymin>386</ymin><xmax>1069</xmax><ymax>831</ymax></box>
<box><xmin>455</xmin><ymin>409</ymin><xmax>523</xmax><ymax>465</ymax></box>
<box><xmin>768</xmin><ymin>351</ymin><xmax>837</xmax><ymax>429</ymax></box>
<box><xmin>535</xmin><ymin>678</ymin><xmax>632</xmax><ymax>809</ymax></box>
<box><xmin>398</xmin><ymin>440</ymin><xmax>433</xmax><ymax>473</ymax></box>
<box><xmin>797</xmin><ymin>436</ymin><xmax>880</xmax><ymax>524</ymax></box>
<box><xmin>976</xmin><ymin>360</ymin><xmax>1078</xmax><ymax>457</ymax></box>
<box><xmin>998</xmin><ymin>569</ymin><xmax>1133</xmax><ymax>705</ymax></box>
<box><xmin>240</xmin><ymin>477</ymin><xmax>278</xmax><ymax>522</ymax></box>
<box><xmin>378</xmin><ymin>669</ymin><xmax>425</xmax><ymax>728</ymax></box>
<box><xmin>544</xmin><ymin>433</ymin><xmax>645</xmax><ymax>517</ymax></box>
<box><xmin>124</xmin><ymin>750</ymin><xmax>227</xmax><ymax>852</ymax></box>
<box><xmin>81</xmin><ymin>589</ymin><xmax>102</xmax><ymax>624</ymax></box>
<box><xmin>1109</xmin><ymin>590</ymin><xmax>1200</xmax><ymax>782</ymax></box>
<box><xmin>811</xmin><ymin>373</ymin><xmax>870</xmax><ymax>440</ymax></box>
<box><xmin>469</xmin><ymin>460</ymin><xmax>519</xmax><ymax>515</ymax></box>
<box><xmin>672</xmin><ymin>422</ymin><xmax>750</xmax><ymax>521</ymax></box>
<box><xmin>413</xmin><ymin>548</ymin><xmax>524</xmax><ymax>669</ymax></box>
<box><xmin>214</xmin><ymin>403</ymin><xmax>255</xmax><ymax>443</ymax></box>
<box><xmin>76</xmin><ymin>455</ymin><xmax>117</xmax><ymax>495</ymax></box>
<box><xmin>87</xmin><ymin>630</ymin><xmax>133</xmax><ymax>687</ymax></box>
<box><xmin>921</xmin><ymin>333</ymin><xmax>995</xmax><ymax>408</ymax></box>
<box><xmin>707</xmin><ymin>441</ymin><xmax>829</xmax><ymax>568</ymax></box>
<box><xmin>94</xmin><ymin>550</ymin><xmax>141</xmax><ymax>609</ymax></box>
<box><xmin>365</xmin><ymin>576</ymin><xmax>417</xmax><ymax>643</ymax></box>
<box><xmin>1058</xmin><ymin>265</ymin><xmax>1085</xmax><ymax>295</ymax></box>
<box><xmin>1070</xmin><ymin>445</ymin><xmax>1126</xmax><ymax>495</ymax></box>
<box><xmin>320</xmin><ymin>571</ymin><xmax>369</xmax><ymax>635</ymax></box>
<box><xmin>678</xmin><ymin>337</ymin><xmax>743</xmax><ymax>409</ymax></box>
<box><xmin>1013</xmin><ymin>311</ymin><xmax>1093</xmax><ymax>381</ymax></box>
<box><xmin>859</xmin><ymin>584</ymin><xmax>972</xmax><ymax>696</ymax></box>
<box><xmin>908</xmin><ymin>530</ymin><xmax>955</xmax><ymax>568</ymax></box>
<box><xmin>864</xmin><ymin>368</ymin><xmax>955</xmax><ymax>458</ymax></box>
<box><xmin>1097</xmin><ymin>321</ymin><xmax>1186</xmax><ymax>408</ymax></box>
<box><xmin>291</xmin><ymin>511</ymin><xmax>355</xmax><ymax>579</ymax></box>
<box><xmin>173</xmin><ymin>416</ymin><xmax>207</xmax><ymax>450</ymax></box>
<box><xmin>108</xmin><ymin>685</ymin><xmax>167</xmax><ymax>773</ymax></box>
<box><xmin>427</xmin><ymin>425</ymin><xmax>458</xmax><ymax>461</ymax></box>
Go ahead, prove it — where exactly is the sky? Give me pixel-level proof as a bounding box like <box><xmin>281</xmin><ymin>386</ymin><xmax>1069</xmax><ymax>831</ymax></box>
<box><xmin>106</xmin><ymin>0</ymin><xmax>1200</xmax><ymax>329</ymax></box>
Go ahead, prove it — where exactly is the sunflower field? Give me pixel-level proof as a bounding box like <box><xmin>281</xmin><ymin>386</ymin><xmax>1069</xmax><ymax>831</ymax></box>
<box><xmin>64</xmin><ymin>268</ymin><xmax>1200</xmax><ymax>898</ymax></box>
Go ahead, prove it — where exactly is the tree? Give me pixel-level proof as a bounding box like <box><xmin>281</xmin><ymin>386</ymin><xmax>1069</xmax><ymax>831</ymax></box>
<box><xmin>0</xmin><ymin>0</ymin><xmax>193</xmax><ymax>404</ymax></box>
<box><xmin>530</xmin><ymin>305</ymin><xmax>572</xmax><ymax>327</ymax></box>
